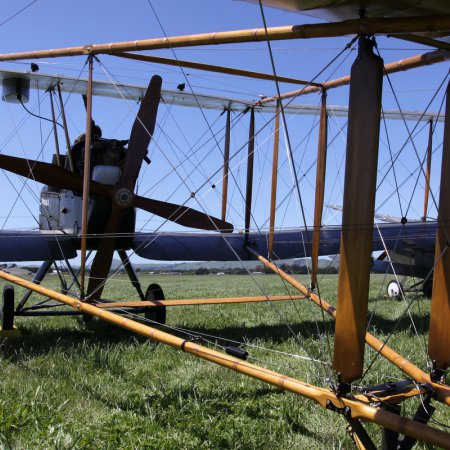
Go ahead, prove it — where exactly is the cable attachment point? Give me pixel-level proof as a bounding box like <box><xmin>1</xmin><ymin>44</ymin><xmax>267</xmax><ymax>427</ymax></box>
<box><xmin>180</xmin><ymin>335</ymin><xmax>204</xmax><ymax>352</ymax></box>
<box><xmin>326</xmin><ymin>399</ymin><xmax>351</xmax><ymax>418</ymax></box>
<box><xmin>334</xmin><ymin>372</ymin><xmax>352</xmax><ymax>397</ymax></box>
<box><xmin>430</xmin><ymin>360</ymin><xmax>447</xmax><ymax>383</ymax></box>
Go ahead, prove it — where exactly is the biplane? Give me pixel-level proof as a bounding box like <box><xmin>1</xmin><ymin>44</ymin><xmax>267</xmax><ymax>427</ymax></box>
<box><xmin>0</xmin><ymin>0</ymin><xmax>450</xmax><ymax>448</ymax></box>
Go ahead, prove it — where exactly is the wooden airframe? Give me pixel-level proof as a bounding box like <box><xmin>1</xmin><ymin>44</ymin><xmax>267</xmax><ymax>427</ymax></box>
<box><xmin>0</xmin><ymin>3</ymin><xmax>449</xmax><ymax>448</ymax></box>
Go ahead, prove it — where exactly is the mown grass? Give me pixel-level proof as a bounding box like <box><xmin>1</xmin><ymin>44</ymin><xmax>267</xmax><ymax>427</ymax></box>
<box><xmin>0</xmin><ymin>273</ymin><xmax>448</xmax><ymax>449</ymax></box>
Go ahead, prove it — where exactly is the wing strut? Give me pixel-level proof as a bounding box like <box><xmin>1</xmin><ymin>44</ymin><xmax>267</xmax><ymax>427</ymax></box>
<box><xmin>422</xmin><ymin>119</ymin><xmax>433</xmax><ymax>221</ymax></box>
<box><xmin>244</xmin><ymin>108</ymin><xmax>255</xmax><ymax>241</ymax></box>
<box><xmin>80</xmin><ymin>55</ymin><xmax>94</xmax><ymax>298</ymax></box>
<box><xmin>48</xmin><ymin>90</ymin><xmax>62</xmax><ymax>167</ymax></box>
<box><xmin>311</xmin><ymin>90</ymin><xmax>328</xmax><ymax>289</ymax></box>
<box><xmin>56</xmin><ymin>83</ymin><xmax>75</xmax><ymax>172</ymax></box>
<box><xmin>221</xmin><ymin>109</ymin><xmax>231</xmax><ymax>222</ymax></box>
<box><xmin>428</xmin><ymin>80</ymin><xmax>450</xmax><ymax>373</ymax></box>
<box><xmin>333</xmin><ymin>36</ymin><xmax>384</xmax><ymax>384</ymax></box>
<box><xmin>268</xmin><ymin>101</ymin><xmax>280</xmax><ymax>259</ymax></box>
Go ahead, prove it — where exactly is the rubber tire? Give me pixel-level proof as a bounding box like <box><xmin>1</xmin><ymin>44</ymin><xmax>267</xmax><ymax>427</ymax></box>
<box><xmin>422</xmin><ymin>279</ymin><xmax>433</xmax><ymax>299</ymax></box>
<box><xmin>144</xmin><ymin>283</ymin><xmax>166</xmax><ymax>325</ymax></box>
<box><xmin>387</xmin><ymin>280</ymin><xmax>403</xmax><ymax>301</ymax></box>
<box><xmin>1</xmin><ymin>285</ymin><xmax>15</xmax><ymax>330</ymax></box>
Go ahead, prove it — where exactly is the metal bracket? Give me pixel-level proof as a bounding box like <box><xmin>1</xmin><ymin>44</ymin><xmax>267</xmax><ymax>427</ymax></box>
<box><xmin>180</xmin><ymin>335</ymin><xmax>204</xmax><ymax>352</ymax></box>
<box><xmin>362</xmin><ymin>379</ymin><xmax>417</xmax><ymax>400</ymax></box>
<box><xmin>335</xmin><ymin>372</ymin><xmax>352</xmax><ymax>397</ymax></box>
<box><xmin>326</xmin><ymin>400</ymin><xmax>376</xmax><ymax>450</ymax></box>
<box><xmin>430</xmin><ymin>360</ymin><xmax>447</xmax><ymax>383</ymax></box>
<box><xmin>397</xmin><ymin>392</ymin><xmax>436</xmax><ymax>450</ymax></box>
<box><xmin>325</xmin><ymin>399</ymin><xmax>351</xmax><ymax>417</ymax></box>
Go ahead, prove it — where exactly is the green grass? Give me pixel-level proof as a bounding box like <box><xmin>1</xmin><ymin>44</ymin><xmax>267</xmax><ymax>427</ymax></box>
<box><xmin>0</xmin><ymin>274</ymin><xmax>448</xmax><ymax>449</ymax></box>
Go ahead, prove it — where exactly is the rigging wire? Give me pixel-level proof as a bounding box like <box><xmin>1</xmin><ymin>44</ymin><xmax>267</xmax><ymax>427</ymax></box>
<box><xmin>375</xmin><ymin>61</ymin><xmax>449</xmax><ymax>208</ymax></box>
<box><xmin>380</xmin><ymin>107</ymin><xmax>404</xmax><ymax>218</ymax></box>
<box><xmin>258</xmin><ymin>0</ymin><xmax>361</xmax><ymax>380</ymax></box>
<box><xmin>0</xmin><ymin>0</ymin><xmax>39</xmax><ymax>28</ymax></box>
<box><xmin>144</xmin><ymin>0</ymin><xmax>250</xmax><ymax>217</ymax></box>
<box><xmin>77</xmin><ymin>60</ymin><xmax>331</xmax><ymax>377</ymax></box>
<box><xmin>360</xmin><ymin>224</ymin><xmax>437</xmax><ymax>382</ymax></box>
<box><xmin>91</xmin><ymin>301</ymin><xmax>333</xmax><ymax>385</ymax></box>
<box><xmin>404</xmin><ymin>92</ymin><xmax>447</xmax><ymax>218</ymax></box>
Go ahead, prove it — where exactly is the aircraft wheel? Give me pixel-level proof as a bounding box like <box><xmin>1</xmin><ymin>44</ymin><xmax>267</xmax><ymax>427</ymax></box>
<box><xmin>1</xmin><ymin>285</ymin><xmax>15</xmax><ymax>330</ymax></box>
<box><xmin>387</xmin><ymin>280</ymin><xmax>403</xmax><ymax>300</ymax></box>
<box><xmin>144</xmin><ymin>283</ymin><xmax>166</xmax><ymax>325</ymax></box>
<box><xmin>422</xmin><ymin>279</ymin><xmax>433</xmax><ymax>299</ymax></box>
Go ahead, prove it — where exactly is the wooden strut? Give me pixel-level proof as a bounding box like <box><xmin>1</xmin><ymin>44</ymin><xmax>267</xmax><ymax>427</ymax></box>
<box><xmin>0</xmin><ymin>269</ymin><xmax>449</xmax><ymax>449</ymax></box>
<box><xmin>333</xmin><ymin>36</ymin><xmax>383</xmax><ymax>383</ymax></box>
<box><xmin>221</xmin><ymin>109</ymin><xmax>231</xmax><ymax>222</ymax></box>
<box><xmin>245</xmin><ymin>247</ymin><xmax>450</xmax><ymax>406</ymax></box>
<box><xmin>48</xmin><ymin>90</ymin><xmax>61</xmax><ymax>167</ymax></box>
<box><xmin>422</xmin><ymin>119</ymin><xmax>433</xmax><ymax>221</ymax></box>
<box><xmin>79</xmin><ymin>56</ymin><xmax>94</xmax><ymax>298</ymax></box>
<box><xmin>0</xmin><ymin>15</ymin><xmax>449</xmax><ymax>61</ymax></box>
<box><xmin>429</xmin><ymin>80</ymin><xmax>450</xmax><ymax>371</ymax></box>
<box><xmin>245</xmin><ymin>108</ymin><xmax>255</xmax><ymax>240</ymax></box>
<box><xmin>56</xmin><ymin>83</ymin><xmax>75</xmax><ymax>172</ymax></box>
<box><xmin>97</xmin><ymin>295</ymin><xmax>305</xmax><ymax>309</ymax></box>
<box><xmin>268</xmin><ymin>102</ymin><xmax>280</xmax><ymax>259</ymax></box>
<box><xmin>311</xmin><ymin>90</ymin><xmax>328</xmax><ymax>288</ymax></box>
<box><xmin>116</xmin><ymin>52</ymin><xmax>321</xmax><ymax>87</ymax></box>
<box><xmin>391</xmin><ymin>33</ymin><xmax>450</xmax><ymax>51</ymax></box>
<box><xmin>258</xmin><ymin>49</ymin><xmax>449</xmax><ymax>104</ymax></box>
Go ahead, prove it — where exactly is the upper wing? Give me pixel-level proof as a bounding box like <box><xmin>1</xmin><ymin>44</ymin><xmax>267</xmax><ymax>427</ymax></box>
<box><xmin>0</xmin><ymin>69</ymin><xmax>443</xmax><ymax>122</ymax></box>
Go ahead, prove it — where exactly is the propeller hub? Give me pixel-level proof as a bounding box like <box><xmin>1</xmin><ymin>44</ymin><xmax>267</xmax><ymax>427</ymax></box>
<box><xmin>114</xmin><ymin>187</ymin><xmax>134</xmax><ymax>207</ymax></box>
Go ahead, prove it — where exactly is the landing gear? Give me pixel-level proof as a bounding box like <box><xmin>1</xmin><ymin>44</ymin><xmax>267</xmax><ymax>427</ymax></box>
<box><xmin>144</xmin><ymin>283</ymin><xmax>166</xmax><ymax>325</ymax></box>
<box><xmin>387</xmin><ymin>280</ymin><xmax>403</xmax><ymax>300</ymax></box>
<box><xmin>422</xmin><ymin>279</ymin><xmax>433</xmax><ymax>298</ymax></box>
<box><xmin>1</xmin><ymin>285</ymin><xmax>15</xmax><ymax>330</ymax></box>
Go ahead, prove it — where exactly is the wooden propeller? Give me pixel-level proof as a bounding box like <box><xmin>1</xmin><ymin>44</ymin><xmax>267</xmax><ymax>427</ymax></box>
<box><xmin>0</xmin><ymin>75</ymin><xmax>233</xmax><ymax>300</ymax></box>
<box><xmin>0</xmin><ymin>153</ymin><xmax>232</xmax><ymax>231</ymax></box>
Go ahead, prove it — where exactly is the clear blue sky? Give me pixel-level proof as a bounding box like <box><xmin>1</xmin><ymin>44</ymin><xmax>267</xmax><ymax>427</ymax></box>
<box><xmin>0</xmin><ymin>0</ymin><xmax>447</xmax><ymax>242</ymax></box>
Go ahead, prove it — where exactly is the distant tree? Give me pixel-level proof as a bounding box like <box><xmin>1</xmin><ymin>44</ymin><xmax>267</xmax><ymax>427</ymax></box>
<box><xmin>320</xmin><ymin>265</ymin><xmax>338</xmax><ymax>274</ymax></box>
<box><xmin>195</xmin><ymin>267</ymin><xmax>210</xmax><ymax>275</ymax></box>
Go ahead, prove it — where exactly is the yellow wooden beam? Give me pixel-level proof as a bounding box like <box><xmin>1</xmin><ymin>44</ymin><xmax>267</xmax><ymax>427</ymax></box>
<box><xmin>97</xmin><ymin>294</ymin><xmax>304</xmax><ymax>309</ymax></box>
<box><xmin>0</xmin><ymin>16</ymin><xmax>449</xmax><ymax>61</ymax></box>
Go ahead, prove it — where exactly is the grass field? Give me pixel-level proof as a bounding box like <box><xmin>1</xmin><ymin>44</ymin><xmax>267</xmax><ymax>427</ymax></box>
<box><xmin>0</xmin><ymin>273</ymin><xmax>448</xmax><ymax>449</ymax></box>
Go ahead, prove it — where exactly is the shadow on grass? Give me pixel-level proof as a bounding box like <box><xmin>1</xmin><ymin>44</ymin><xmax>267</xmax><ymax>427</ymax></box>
<box><xmin>2</xmin><ymin>309</ymin><xmax>429</xmax><ymax>362</ymax></box>
<box><xmin>0</xmin><ymin>322</ymin><xmax>146</xmax><ymax>359</ymax></box>
<box><xmin>185</xmin><ymin>320</ymin><xmax>334</xmax><ymax>344</ymax></box>
<box><xmin>368</xmin><ymin>312</ymin><xmax>430</xmax><ymax>335</ymax></box>
<box><xmin>1</xmin><ymin>317</ymin><xmax>335</xmax><ymax>362</ymax></box>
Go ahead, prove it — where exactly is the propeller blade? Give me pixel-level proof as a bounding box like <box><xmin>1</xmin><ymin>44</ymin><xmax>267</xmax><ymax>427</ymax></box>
<box><xmin>121</xmin><ymin>75</ymin><xmax>162</xmax><ymax>189</ymax></box>
<box><xmin>86</xmin><ymin>206</ymin><xmax>122</xmax><ymax>301</ymax></box>
<box><xmin>0</xmin><ymin>154</ymin><xmax>111</xmax><ymax>198</ymax></box>
<box><xmin>134</xmin><ymin>195</ymin><xmax>233</xmax><ymax>232</ymax></box>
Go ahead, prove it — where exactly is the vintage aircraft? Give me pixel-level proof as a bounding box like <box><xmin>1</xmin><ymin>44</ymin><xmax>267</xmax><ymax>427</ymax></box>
<box><xmin>0</xmin><ymin>0</ymin><xmax>449</xmax><ymax>448</ymax></box>
<box><xmin>0</xmin><ymin>66</ymin><xmax>443</xmax><ymax>318</ymax></box>
<box><xmin>327</xmin><ymin>204</ymin><xmax>439</xmax><ymax>297</ymax></box>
